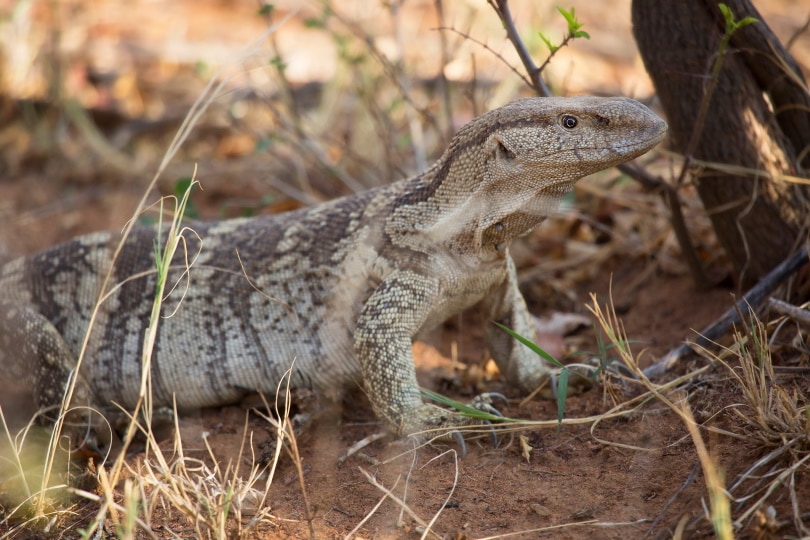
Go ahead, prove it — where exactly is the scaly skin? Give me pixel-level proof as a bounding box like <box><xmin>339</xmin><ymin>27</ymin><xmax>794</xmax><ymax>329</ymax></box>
<box><xmin>0</xmin><ymin>96</ymin><xmax>667</xmax><ymax>443</ymax></box>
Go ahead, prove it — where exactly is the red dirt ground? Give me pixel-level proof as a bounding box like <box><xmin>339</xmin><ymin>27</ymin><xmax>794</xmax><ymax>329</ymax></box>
<box><xmin>1</xmin><ymin>1</ymin><xmax>808</xmax><ymax>538</ymax></box>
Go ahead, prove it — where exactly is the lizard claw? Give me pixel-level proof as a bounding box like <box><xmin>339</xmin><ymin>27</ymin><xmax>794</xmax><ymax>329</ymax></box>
<box><xmin>470</xmin><ymin>392</ymin><xmax>508</xmax><ymax>418</ymax></box>
<box><xmin>481</xmin><ymin>419</ymin><xmax>499</xmax><ymax>449</ymax></box>
<box><xmin>469</xmin><ymin>393</ymin><xmax>510</xmax><ymax>449</ymax></box>
<box><xmin>451</xmin><ymin>430</ymin><xmax>467</xmax><ymax>458</ymax></box>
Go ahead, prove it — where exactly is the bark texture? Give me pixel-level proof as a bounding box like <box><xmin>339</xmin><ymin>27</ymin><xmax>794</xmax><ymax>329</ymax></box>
<box><xmin>632</xmin><ymin>0</ymin><xmax>810</xmax><ymax>286</ymax></box>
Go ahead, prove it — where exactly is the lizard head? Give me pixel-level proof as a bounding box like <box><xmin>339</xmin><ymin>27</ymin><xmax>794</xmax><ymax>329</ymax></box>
<box><xmin>401</xmin><ymin>96</ymin><xmax>667</xmax><ymax>265</ymax></box>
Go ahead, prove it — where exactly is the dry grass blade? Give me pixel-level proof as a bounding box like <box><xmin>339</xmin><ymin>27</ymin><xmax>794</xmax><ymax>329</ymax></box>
<box><xmin>420</xmin><ymin>449</ymin><xmax>459</xmax><ymax>539</ymax></box>
<box><xmin>358</xmin><ymin>467</ymin><xmax>439</xmax><ymax>538</ymax></box>
<box><xmin>0</xmin><ymin>19</ymin><xmax>295</xmax><ymax>538</ymax></box>
<box><xmin>678</xmin><ymin>402</ymin><xmax>733</xmax><ymax>539</ymax></box>
<box><xmin>475</xmin><ymin>518</ymin><xmax>673</xmax><ymax>539</ymax></box>
<box><xmin>587</xmin><ymin>292</ymin><xmax>733</xmax><ymax>538</ymax></box>
<box><xmin>589</xmin><ymin>290</ymin><xmax>810</xmax><ymax>536</ymax></box>
<box><xmin>703</xmin><ymin>313</ymin><xmax>808</xmax><ymax>448</ymax></box>
<box><xmin>343</xmin><ymin>476</ymin><xmax>396</xmax><ymax>540</ymax></box>
<box><xmin>692</xmin><ymin>309</ymin><xmax>810</xmax><ymax>533</ymax></box>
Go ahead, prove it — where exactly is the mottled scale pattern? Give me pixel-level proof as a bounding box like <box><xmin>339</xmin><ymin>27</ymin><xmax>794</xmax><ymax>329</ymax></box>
<box><xmin>0</xmin><ymin>97</ymin><xmax>667</xmax><ymax>438</ymax></box>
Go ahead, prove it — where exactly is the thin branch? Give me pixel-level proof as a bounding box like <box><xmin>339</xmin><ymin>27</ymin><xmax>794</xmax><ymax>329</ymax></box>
<box><xmin>767</xmin><ymin>298</ymin><xmax>810</xmax><ymax>329</ymax></box>
<box><xmin>487</xmin><ymin>0</ymin><xmax>551</xmax><ymax>96</ymax></box>
<box><xmin>433</xmin><ymin>0</ymin><xmax>455</xmax><ymax>146</ymax></box>
<box><xmin>644</xmin><ymin>244</ymin><xmax>809</xmax><ymax>378</ymax></box>
<box><xmin>433</xmin><ymin>26</ymin><xmax>531</xmax><ymax>89</ymax></box>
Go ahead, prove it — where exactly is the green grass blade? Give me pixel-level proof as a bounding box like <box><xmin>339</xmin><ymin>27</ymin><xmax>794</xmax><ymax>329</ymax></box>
<box><xmin>420</xmin><ymin>388</ymin><xmax>521</xmax><ymax>423</ymax></box>
<box><xmin>492</xmin><ymin>321</ymin><xmax>564</xmax><ymax>368</ymax></box>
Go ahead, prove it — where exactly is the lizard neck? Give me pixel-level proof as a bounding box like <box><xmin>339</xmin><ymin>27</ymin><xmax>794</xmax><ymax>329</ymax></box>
<box><xmin>386</xmin><ymin>149</ymin><xmax>571</xmax><ymax>266</ymax></box>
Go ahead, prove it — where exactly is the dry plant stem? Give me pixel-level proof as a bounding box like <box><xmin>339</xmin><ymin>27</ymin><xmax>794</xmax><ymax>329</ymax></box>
<box><xmin>644</xmin><ymin>244</ymin><xmax>809</xmax><ymax>379</ymax></box>
<box><xmin>338</xmin><ymin>431</ymin><xmax>388</xmax><ymax>465</ymax></box>
<box><xmin>768</xmin><ymin>297</ymin><xmax>810</xmax><ymax>328</ymax></box>
<box><xmin>256</xmin><ymin>371</ymin><xmax>313</xmax><ymax>536</ymax></box>
<box><xmin>785</xmin><ymin>13</ymin><xmax>810</xmax><ymax>50</ymax></box>
<box><xmin>478</xmin><ymin>519</ymin><xmax>663</xmax><ymax>540</ymax></box>
<box><xmin>661</xmin><ymin>179</ymin><xmax>712</xmax><ymax>289</ymax></box>
<box><xmin>327</xmin><ymin>4</ymin><xmax>440</xmax><ymax>135</ymax></box>
<box><xmin>358</xmin><ymin>467</ymin><xmax>440</xmax><ymax>538</ymax></box>
<box><xmin>261</xmin><ymin>9</ymin><xmax>368</xmax><ymax>196</ymax></box>
<box><xmin>662</xmin><ymin>9</ymin><xmax>762</xmax><ymax>288</ymax></box>
<box><xmin>265</xmin><ymin>101</ymin><xmax>365</xmax><ymax>198</ymax></box>
<box><xmin>589</xmin><ymin>367</ymin><xmax>713</xmax><ymax>452</ymax></box>
<box><xmin>113</xmin><ymin>182</ymin><xmax>197</xmax><ymax>493</ymax></box>
<box><xmin>675</xmin><ymin>154</ymin><xmax>810</xmax><ymax>185</ymax></box>
<box><xmin>397</xmin><ymin>447</ymin><xmax>418</xmax><ymax>529</ymax></box>
<box><xmin>589</xmin><ymin>296</ymin><xmax>733</xmax><ymax>538</ymax></box>
<box><xmin>789</xmin><ymin>471</ymin><xmax>810</xmax><ymax>537</ymax></box>
<box><xmin>432</xmin><ymin>0</ymin><xmax>454</xmax><ymax>144</ymax></box>
<box><xmin>645</xmin><ymin>462</ymin><xmax>700</xmax><ymax>537</ymax></box>
<box><xmin>733</xmin><ymin>452</ymin><xmax>810</xmax><ymax>529</ymax></box>
<box><xmin>0</xmin><ymin>408</ymin><xmax>30</xmax><ymax>501</ymax></box>
<box><xmin>616</xmin><ymin>160</ymin><xmax>708</xmax><ymax>288</ymax></box>
<box><xmin>487</xmin><ymin>0</ymin><xmax>551</xmax><ymax>97</ymax></box>
<box><xmin>63</xmin><ymin>101</ymin><xmax>137</xmax><ymax>173</ymax></box>
<box><xmin>674</xmin><ymin>9</ymin><xmax>743</xmax><ymax>190</ymax></box>
<box><xmin>678</xmin><ymin>403</ymin><xmax>733</xmax><ymax>540</ymax></box>
<box><xmin>285</xmin><ymin>413</ymin><xmax>316</xmax><ymax>540</ymax></box>
<box><xmin>344</xmin><ymin>476</ymin><xmax>398</xmax><ymax>539</ymax></box>
<box><xmin>265</xmin><ymin>11</ymin><xmax>304</xmax><ymax>121</ymax></box>
<box><xmin>67</xmin><ymin>486</ymin><xmax>156</xmax><ymax>539</ymax></box>
<box><xmin>420</xmin><ymin>450</ymin><xmax>459</xmax><ymax>540</ymax></box>
<box><xmin>46</xmin><ymin>20</ymin><xmax>292</xmax><ymax>533</ymax></box>
<box><xmin>434</xmin><ymin>27</ymin><xmax>531</xmax><ymax>89</ymax></box>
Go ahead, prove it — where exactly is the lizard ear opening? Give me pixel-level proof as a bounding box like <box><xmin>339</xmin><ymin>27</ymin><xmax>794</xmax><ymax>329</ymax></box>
<box><xmin>489</xmin><ymin>134</ymin><xmax>516</xmax><ymax>162</ymax></box>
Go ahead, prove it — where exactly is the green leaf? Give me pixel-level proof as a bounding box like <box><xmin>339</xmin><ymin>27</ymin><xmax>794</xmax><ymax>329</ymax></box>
<box><xmin>173</xmin><ymin>177</ymin><xmax>199</xmax><ymax>220</ymax></box>
<box><xmin>538</xmin><ymin>32</ymin><xmax>559</xmax><ymax>53</ymax></box>
<box><xmin>303</xmin><ymin>16</ymin><xmax>324</xmax><ymax>29</ymax></box>
<box><xmin>493</xmin><ymin>321</ymin><xmax>571</xmax><ymax>425</ymax></box>
<box><xmin>557</xmin><ymin>6</ymin><xmax>579</xmax><ymax>29</ymax></box>
<box><xmin>735</xmin><ymin>16</ymin><xmax>758</xmax><ymax>29</ymax></box>
<box><xmin>257</xmin><ymin>3</ymin><xmax>274</xmax><ymax>16</ymax></box>
<box><xmin>718</xmin><ymin>3</ymin><xmax>732</xmax><ymax>22</ymax></box>
<box><xmin>420</xmin><ymin>388</ymin><xmax>521</xmax><ymax>423</ymax></box>
<box><xmin>492</xmin><ymin>321</ymin><xmax>564</xmax><ymax>368</ymax></box>
<box><xmin>718</xmin><ymin>3</ymin><xmax>758</xmax><ymax>34</ymax></box>
<box><xmin>556</xmin><ymin>6</ymin><xmax>590</xmax><ymax>40</ymax></box>
<box><xmin>556</xmin><ymin>368</ymin><xmax>569</xmax><ymax>424</ymax></box>
<box><xmin>270</xmin><ymin>56</ymin><xmax>287</xmax><ymax>73</ymax></box>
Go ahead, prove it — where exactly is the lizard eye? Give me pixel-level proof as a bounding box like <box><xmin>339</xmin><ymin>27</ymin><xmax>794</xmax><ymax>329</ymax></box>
<box><xmin>561</xmin><ymin>115</ymin><xmax>578</xmax><ymax>129</ymax></box>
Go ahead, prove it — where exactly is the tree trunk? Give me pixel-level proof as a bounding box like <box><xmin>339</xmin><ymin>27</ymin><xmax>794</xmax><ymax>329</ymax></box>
<box><xmin>632</xmin><ymin>0</ymin><xmax>810</xmax><ymax>287</ymax></box>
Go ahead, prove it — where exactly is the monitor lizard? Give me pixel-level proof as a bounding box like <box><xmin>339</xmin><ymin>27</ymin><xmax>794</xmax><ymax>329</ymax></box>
<box><xmin>0</xmin><ymin>96</ymin><xmax>667</xmax><ymax>453</ymax></box>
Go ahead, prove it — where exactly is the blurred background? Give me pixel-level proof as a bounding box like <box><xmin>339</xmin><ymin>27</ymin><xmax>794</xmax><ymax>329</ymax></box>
<box><xmin>0</xmin><ymin>0</ymin><xmax>805</xmax><ymax>255</ymax></box>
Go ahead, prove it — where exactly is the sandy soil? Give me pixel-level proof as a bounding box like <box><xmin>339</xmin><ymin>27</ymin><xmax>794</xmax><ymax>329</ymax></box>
<box><xmin>1</xmin><ymin>1</ymin><xmax>808</xmax><ymax>538</ymax></box>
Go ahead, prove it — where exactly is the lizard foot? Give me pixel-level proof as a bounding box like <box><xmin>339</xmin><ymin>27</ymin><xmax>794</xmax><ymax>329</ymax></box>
<box><xmin>470</xmin><ymin>392</ymin><xmax>508</xmax><ymax>417</ymax></box>
<box><xmin>404</xmin><ymin>393</ymin><xmax>509</xmax><ymax>457</ymax></box>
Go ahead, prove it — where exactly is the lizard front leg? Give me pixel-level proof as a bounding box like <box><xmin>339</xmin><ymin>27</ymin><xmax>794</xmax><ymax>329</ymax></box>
<box><xmin>480</xmin><ymin>257</ymin><xmax>592</xmax><ymax>398</ymax></box>
<box><xmin>354</xmin><ymin>270</ymin><xmax>478</xmax><ymax>437</ymax></box>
